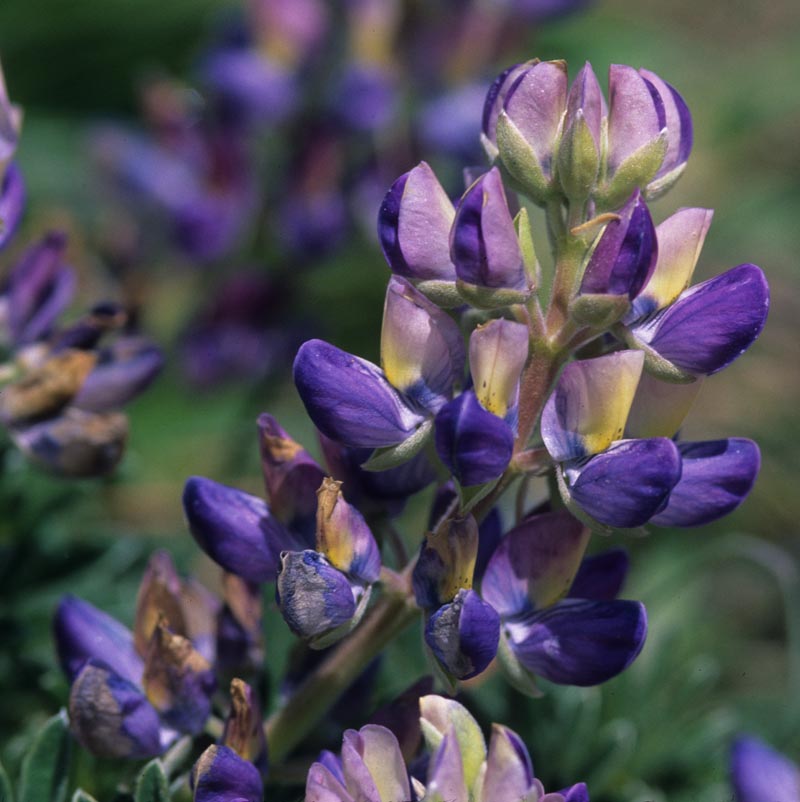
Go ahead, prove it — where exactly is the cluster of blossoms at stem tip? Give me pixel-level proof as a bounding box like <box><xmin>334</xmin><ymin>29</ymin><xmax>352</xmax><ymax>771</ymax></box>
<box><xmin>0</xmin><ymin>63</ymin><xmax>162</xmax><ymax>477</ymax></box>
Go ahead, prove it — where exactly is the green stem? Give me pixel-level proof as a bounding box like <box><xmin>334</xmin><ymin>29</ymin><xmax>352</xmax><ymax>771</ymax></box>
<box><xmin>264</xmin><ymin>589</ymin><xmax>419</xmax><ymax>764</ymax></box>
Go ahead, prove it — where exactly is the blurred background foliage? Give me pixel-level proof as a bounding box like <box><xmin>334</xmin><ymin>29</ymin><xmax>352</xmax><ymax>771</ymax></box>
<box><xmin>0</xmin><ymin>0</ymin><xmax>798</xmax><ymax>799</ymax></box>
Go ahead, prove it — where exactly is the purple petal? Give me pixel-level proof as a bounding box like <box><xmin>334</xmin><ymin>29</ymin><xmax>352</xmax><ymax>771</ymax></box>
<box><xmin>450</xmin><ymin>168</ymin><xmax>527</xmax><ymax>291</ymax></box>
<box><xmin>561</xmin><ymin>782</ymin><xmax>591</xmax><ymax>802</ymax></box>
<box><xmin>482</xmin><ymin>61</ymin><xmax>534</xmax><ymax>142</ymax></box>
<box><xmin>276</xmin><ymin>551</ymin><xmax>358</xmax><ymax>641</ymax></box>
<box><xmin>639</xmin><ymin>69</ymin><xmax>693</xmax><ymax>177</ymax></box>
<box><xmin>632</xmin><ymin>263</ymin><xmax>769</xmax><ymax>376</ymax></box>
<box><xmin>53</xmin><ymin>595</ymin><xmax>142</xmax><ymax>685</ymax></box>
<box><xmin>257</xmin><ymin>413</ymin><xmax>324</xmax><ymax>545</ymax></box>
<box><xmin>434</xmin><ymin>390</ymin><xmax>514</xmax><ymax>487</ymax></box>
<box><xmin>568</xmin><ymin>438</ymin><xmax>682</xmax><ymax>528</ymax></box>
<box><xmin>183</xmin><ymin>476</ymin><xmax>295</xmax><ymax>583</ymax></box>
<box><xmin>730</xmin><ymin>736</ymin><xmax>800</xmax><ymax>802</ymax></box>
<box><xmin>481</xmin><ymin>724</ymin><xmax>535</xmax><ymax>801</ymax></box>
<box><xmin>341</xmin><ymin>724</ymin><xmax>410</xmax><ymax>802</ymax></box>
<box><xmin>505</xmin><ymin>598</ymin><xmax>647</xmax><ymax>686</ymax></box>
<box><xmin>69</xmin><ymin>661</ymin><xmax>163</xmax><ymax>759</ymax></box>
<box><xmin>0</xmin><ymin>162</ymin><xmax>25</xmax><ymax>251</ymax></box>
<box><xmin>568</xmin><ymin>549</ymin><xmax>629</xmax><ymax>601</ymax></box>
<box><xmin>306</xmin><ymin>761</ymin><xmax>354</xmax><ymax>802</ymax></box>
<box><xmin>425</xmin><ymin>588</ymin><xmax>500</xmax><ymax>680</ymax></box>
<box><xmin>192</xmin><ymin>744</ymin><xmax>264</xmax><ymax>802</ymax></box>
<box><xmin>378</xmin><ymin>162</ymin><xmax>456</xmax><ymax>283</ymax></box>
<box><xmin>481</xmin><ymin>510</ymin><xmax>590</xmax><ymax>617</ymax></box>
<box><xmin>607</xmin><ymin>65</ymin><xmax>664</xmax><ymax>173</ymax></box>
<box><xmin>503</xmin><ymin>60</ymin><xmax>568</xmax><ymax>176</ymax></box>
<box><xmin>580</xmin><ymin>190</ymin><xmax>657</xmax><ymax>299</ymax></box>
<box><xmin>652</xmin><ymin>438</ymin><xmax>760</xmax><ymax>527</ymax></box>
<box><xmin>381</xmin><ymin>276</ymin><xmax>465</xmax><ymax>410</ymax></box>
<box><xmin>73</xmin><ymin>337</ymin><xmax>163</xmax><ymax>411</ymax></box>
<box><xmin>427</xmin><ymin>729</ymin><xmax>468</xmax><ymax>802</ymax></box>
<box><xmin>565</xmin><ymin>62</ymin><xmax>606</xmax><ymax>149</ymax></box>
<box><xmin>294</xmin><ymin>339</ymin><xmax>425</xmax><ymax>448</ymax></box>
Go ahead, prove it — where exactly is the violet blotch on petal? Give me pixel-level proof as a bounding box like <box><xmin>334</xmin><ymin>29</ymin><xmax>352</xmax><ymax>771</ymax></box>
<box><xmin>294</xmin><ymin>338</ymin><xmax>426</xmax><ymax>449</ymax></box>
<box><xmin>183</xmin><ymin>476</ymin><xmax>295</xmax><ymax>583</ymax></box>
<box><xmin>652</xmin><ymin>438</ymin><xmax>760</xmax><ymax>527</ymax></box>
<box><xmin>450</xmin><ymin>168</ymin><xmax>532</xmax><ymax>308</ymax></box>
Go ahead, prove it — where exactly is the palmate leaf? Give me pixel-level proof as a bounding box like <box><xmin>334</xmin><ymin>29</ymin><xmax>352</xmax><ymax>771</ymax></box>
<box><xmin>134</xmin><ymin>759</ymin><xmax>170</xmax><ymax>802</ymax></box>
<box><xmin>18</xmin><ymin>710</ymin><xmax>71</xmax><ymax>802</ymax></box>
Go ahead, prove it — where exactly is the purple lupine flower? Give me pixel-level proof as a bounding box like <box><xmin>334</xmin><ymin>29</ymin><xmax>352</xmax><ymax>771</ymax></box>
<box><xmin>277</xmin><ymin>478</ymin><xmax>381</xmax><ymax>648</ymax></box>
<box><xmin>450</xmin><ymin>168</ymin><xmax>532</xmax><ymax>306</ymax></box>
<box><xmin>334</xmin><ymin>64</ymin><xmax>398</xmax><ymax>133</ymax></box>
<box><xmin>481</xmin><ymin>510</ymin><xmax>647</xmax><ymax>687</ymax></box>
<box><xmin>54</xmin><ymin>552</ymin><xmax>218</xmax><ymax>758</ymax></box>
<box><xmin>216</xmin><ymin>573</ymin><xmax>264</xmax><ymax>674</ymax></box>
<box><xmin>412</xmin><ymin>515</ymin><xmax>500</xmax><ymax>680</ymax></box>
<box><xmin>0</xmin><ymin>162</ymin><xmax>25</xmax><ymax>251</ymax></box>
<box><xmin>191</xmin><ymin>745</ymin><xmax>263</xmax><ymax>802</ymax></box>
<box><xmin>730</xmin><ymin>736</ymin><xmax>800</xmax><ymax>802</ymax></box>
<box><xmin>294</xmin><ymin>277</ymin><xmax>464</xmax><ymax>452</ymax></box>
<box><xmin>541</xmin><ymin>351</ymin><xmax>682</xmax><ymax>528</ymax></box>
<box><xmin>417</xmin><ymin>82</ymin><xmax>487</xmax><ymax>162</ymax></box>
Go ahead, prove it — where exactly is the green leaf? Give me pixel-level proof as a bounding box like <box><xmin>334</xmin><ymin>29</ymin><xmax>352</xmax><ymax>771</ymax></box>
<box><xmin>18</xmin><ymin>710</ymin><xmax>71</xmax><ymax>802</ymax></box>
<box><xmin>134</xmin><ymin>759</ymin><xmax>170</xmax><ymax>802</ymax></box>
<box><xmin>70</xmin><ymin>792</ymin><xmax>99</xmax><ymax>802</ymax></box>
<box><xmin>0</xmin><ymin>760</ymin><xmax>13</xmax><ymax>802</ymax></box>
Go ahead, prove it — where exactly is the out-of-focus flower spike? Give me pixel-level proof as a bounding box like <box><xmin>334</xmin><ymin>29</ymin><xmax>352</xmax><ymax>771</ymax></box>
<box><xmin>69</xmin><ymin>660</ymin><xmax>163</xmax><ymax>759</ymax></box>
<box><xmin>258</xmin><ymin>412</ymin><xmax>324</xmax><ymax>543</ymax></box>
<box><xmin>377</xmin><ymin>162</ymin><xmax>458</xmax><ymax>304</ymax></box>
<box><xmin>134</xmin><ymin>550</ymin><xmax>186</xmax><ymax>656</ymax></box>
<box><xmin>630</xmin><ymin>207</ymin><xmax>713</xmax><ymax>320</ymax></box>
<box><xmin>217</xmin><ymin>572</ymin><xmax>264</xmax><ymax>673</ymax></box>
<box><xmin>294</xmin><ymin>339</ymin><xmax>426</xmax><ymax>449</ymax></box>
<box><xmin>541</xmin><ymin>350</ymin><xmax>644</xmax><ymax>463</ymax></box>
<box><xmin>566</xmin><ymin>437</ymin><xmax>682</xmax><ymax>528</ymax></box>
<box><xmin>221</xmin><ymin>678</ymin><xmax>268</xmax><ymax>776</ymax></box>
<box><xmin>652</xmin><ymin>438</ymin><xmax>760</xmax><ymax>527</ymax></box>
<box><xmin>183</xmin><ymin>476</ymin><xmax>295</xmax><ymax>583</ymax></box>
<box><xmin>72</xmin><ymin>336</ymin><xmax>163</xmax><ymax>412</ymax></box>
<box><xmin>730</xmin><ymin>735</ymin><xmax>800</xmax><ymax>802</ymax></box>
<box><xmin>478</xmin><ymin>724</ymin><xmax>536</xmax><ymax>802</ymax></box>
<box><xmin>316</xmin><ymin>477</ymin><xmax>380</xmax><ymax>583</ymax></box>
<box><xmin>54</xmin><ymin>595</ymin><xmax>143</xmax><ymax>685</ymax></box>
<box><xmin>10</xmin><ymin>408</ymin><xmax>128</xmax><ymax>478</ymax></box>
<box><xmin>625</xmin><ymin>371</ymin><xmax>704</xmax><ymax>440</ymax></box>
<box><xmin>51</xmin><ymin>302</ymin><xmax>127</xmax><ymax>352</ymax></box>
<box><xmin>0</xmin><ymin>61</ymin><xmax>22</xmax><ymax>171</ymax></box>
<box><xmin>630</xmin><ymin>263</ymin><xmax>769</xmax><ymax>376</ymax></box>
<box><xmin>0</xmin><ymin>162</ymin><xmax>25</xmax><ymax>251</ymax></box>
<box><xmin>426</xmin><ymin>727</ymin><xmax>468</xmax><ymax>802</ymax></box>
<box><xmin>425</xmin><ymin>588</ymin><xmax>500</xmax><ymax>680</ymax></box>
<box><xmin>180</xmin><ymin>578</ymin><xmax>221</xmax><ymax>666</ymax></box>
<box><xmin>142</xmin><ymin>619</ymin><xmax>216</xmax><ymax>735</ymax></box>
<box><xmin>434</xmin><ymin>390</ymin><xmax>515</xmax><ymax>487</ymax></box>
<box><xmin>340</xmin><ymin>724</ymin><xmax>412</xmax><ymax>802</ymax></box>
<box><xmin>568</xmin><ymin>549</ymin><xmax>629</xmax><ymax>601</ymax></box>
<box><xmin>639</xmin><ymin>68</ymin><xmax>693</xmax><ymax>197</ymax></box>
<box><xmin>579</xmin><ymin>191</ymin><xmax>657</xmax><ymax>302</ymax></box>
<box><xmin>381</xmin><ymin>277</ymin><xmax>464</xmax><ymax>411</ymax></box>
<box><xmin>505</xmin><ymin>598</ymin><xmax>647</xmax><ymax>685</ymax></box>
<box><xmin>481</xmin><ymin>510</ymin><xmax>590</xmax><ymax>616</ymax></box>
<box><xmin>469</xmin><ymin>318</ymin><xmax>529</xmax><ymax>421</ymax></box>
<box><xmin>0</xmin><ymin>349</ymin><xmax>96</xmax><ymax>426</ymax></box>
<box><xmin>276</xmin><ymin>550</ymin><xmax>370</xmax><ymax>648</ymax></box>
<box><xmin>191</xmin><ymin>744</ymin><xmax>263</xmax><ymax>802</ymax></box>
<box><xmin>451</xmin><ymin>168</ymin><xmax>532</xmax><ymax>307</ymax></box>
<box><xmin>492</xmin><ymin>61</ymin><xmax>568</xmax><ymax>203</ymax></box>
<box><xmin>413</xmin><ymin>515</ymin><xmax>479</xmax><ymax>610</ymax></box>
<box><xmin>420</xmin><ymin>695</ymin><xmax>487</xmax><ymax>791</ymax></box>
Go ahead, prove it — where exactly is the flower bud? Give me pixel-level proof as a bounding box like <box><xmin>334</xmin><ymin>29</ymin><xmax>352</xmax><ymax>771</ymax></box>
<box><xmin>191</xmin><ymin>744</ymin><xmax>263</xmax><ymax>802</ymax></box>
<box><xmin>221</xmin><ymin>679</ymin><xmax>268</xmax><ymax>775</ymax></box>
<box><xmin>337</xmin><ymin>724</ymin><xmax>412</xmax><ymax>802</ymax></box>
<box><xmin>478</xmin><ymin>725</ymin><xmax>537</xmax><ymax>802</ymax></box>
<box><xmin>134</xmin><ymin>550</ymin><xmax>186</xmax><ymax>656</ymax></box>
<box><xmin>217</xmin><ymin>573</ymin><xmax>264</xmax><ymax>673</ymax></box>
<box><xmin>469</xmin><ymin>318</ymin><xmax>529</xmax><ymax>421</ymax></box>
<box><xmin>378</xmin><ymin>162</ymin><xmax>458</xmax><ymax>304</ymax></box>
<box><xmin>450</xmin><ymin>169</ymin><xmax>531</xmax><ymax>307</ymax></box>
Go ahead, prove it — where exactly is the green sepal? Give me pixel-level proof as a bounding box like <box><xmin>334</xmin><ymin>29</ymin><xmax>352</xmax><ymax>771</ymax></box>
<box><xmin>18</xmin><ymin>710</ymin><xmax>71</xmax><ymax>802</ymax></box>
<box><xmin>569</xmin><ymin>293</ymin><xmax>630</xmax><ymax>329</ymax></box>
<box><xmin>514</xmin><ymin>207</ymin><xmax>539</xmax><ymax>288</ymax></box>
<box><xmin>456</xmin><ymin>280</ymin><xmax>531</xmax><ymax>311</ymax></box>
<box><xmin>134</xmin><ymin>759</ymin><xmax>170</xmax><ymax>802</ymax></box>
<box><xmin>644</xmin><ymin>161</ymin><xmax>687</xmax><ymax>201</ymax></box>
<box><xmin>71</xmin><ymin>792</ymin><xmax>99</xmax><ymax>802</ymax></box>
<box><xmin>412</xmin><ymin>279</ymin><xmax>463</xmax><ymax>309</ymax></box>
<box><xmin>0</xmin><ymin>761</ymin><xmax>13</xmax><ymax>802</ymax></box>
<box><xmin>614</xmin><ymin>325</ymin><xmax>698</xmax><ymax>384</ymax></box>
<box><xmin>557</xmin><ymin>110</ymin><xmax>600</xmax><ymax>205</ymax></box>
<box><xmin>495</xmin><ymin>112</ymin><xmax>552</xmax><ymax>206</ymax></box>
<box><xmin>596</xmin><ymin>132</ymin><xmax>668</xmax><ymax>211</ymax></box>
<box><xmin>360</xmin><ymin>419</ymin><xmax>433</xmax><ymax>472</ymax></box>
<box><xmin>496</xmin><ymin>633</ymin><xmax>543</xmax><ymax>699</ymax></box>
